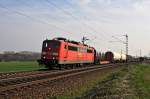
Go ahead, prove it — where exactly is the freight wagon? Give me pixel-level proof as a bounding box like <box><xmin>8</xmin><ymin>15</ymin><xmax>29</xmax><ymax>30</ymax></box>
<box><xmin>105</xmin><ymin>51</ymin><xmax>126</xmax><ymax>63</ymax></box>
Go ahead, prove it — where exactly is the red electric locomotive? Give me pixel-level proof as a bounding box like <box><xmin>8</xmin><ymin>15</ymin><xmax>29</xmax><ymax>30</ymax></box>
<box><xmin>38</xmin><ymin>37</ymin><xmax>95</xmax><ymax>69</ymax></box>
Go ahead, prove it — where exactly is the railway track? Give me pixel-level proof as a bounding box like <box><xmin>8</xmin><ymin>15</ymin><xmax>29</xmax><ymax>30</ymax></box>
<box><xmin>0</xmin><ymin>70</ymin><xmax>52</xmax><ymax>79</ymax></box>
<box><xmin>0</xmin><ymin>65</ymin><xmax>99</xmax><ymax>79</ymax></box>
<box><xmin>0</xmin><ymin>63</ymin><xmax>118</xmax><ymax>80</ymax></box>
<box><xmin>0</xmin><ymin>63</ymin><xmax>124</xmax><ymax>98</ymax></box>
<box><xmin>0</xmin><ymin>64</ymin><xmax>119</xmax><ymax>91</ymax></box>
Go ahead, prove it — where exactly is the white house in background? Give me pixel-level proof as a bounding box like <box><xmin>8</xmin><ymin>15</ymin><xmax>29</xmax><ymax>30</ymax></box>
<box><xmin>0</xmin><ymin>52</ymin><xmax>4</xmax><ymax>54</ymax></box>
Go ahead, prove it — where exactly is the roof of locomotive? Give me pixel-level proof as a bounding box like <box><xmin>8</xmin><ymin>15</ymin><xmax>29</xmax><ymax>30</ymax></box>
<box><xmin>45</xmin><ymin>37</ymin><xmax>95</xmax><ymax>49</ymax></box>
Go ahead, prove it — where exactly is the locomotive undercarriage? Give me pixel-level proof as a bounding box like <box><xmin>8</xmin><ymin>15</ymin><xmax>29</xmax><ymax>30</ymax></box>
<box><xmin>38</xmin><ymin>58</ymin><xmax>94</xmax><ymax>70</ymax></box>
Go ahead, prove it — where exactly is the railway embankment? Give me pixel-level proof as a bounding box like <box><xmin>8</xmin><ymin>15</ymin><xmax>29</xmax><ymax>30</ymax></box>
<box><xmin>77</xmin><ymin>64</ymin><xmax>150</xmax><ymax>99</ymax></box>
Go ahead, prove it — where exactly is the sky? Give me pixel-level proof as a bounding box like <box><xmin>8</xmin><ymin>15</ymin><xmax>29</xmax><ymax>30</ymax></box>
<box><xmin>0</xmin><ymin>0</ymin><xmax>150</xmax><ymax>56</ymax></box>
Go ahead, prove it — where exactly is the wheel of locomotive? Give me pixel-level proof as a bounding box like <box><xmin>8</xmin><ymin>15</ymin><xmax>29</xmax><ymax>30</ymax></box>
<box><xmin>58</xmin><ymin>64</ymin><xmax>61</xmax><ymax>70</ymax></box>
<box><xmin>68</xmin><ymin>64</ymin><xmax>72</xmax><ymax>69</ymax></box>
<box><xmin>75</xmin><ymin>64</ymin><xmax>79</xmax><ymax>68</ymax></box>
<box><xmin>45</xmin><ymin>64</ymin><xmax>53</xmax><ymax>70</ymax></box>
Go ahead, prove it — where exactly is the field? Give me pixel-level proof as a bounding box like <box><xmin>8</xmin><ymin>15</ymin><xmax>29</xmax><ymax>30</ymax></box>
<box><xmin>0</xmin><ymin>61</ymin><xmax>46</xmax><ymax>73</ymax></box>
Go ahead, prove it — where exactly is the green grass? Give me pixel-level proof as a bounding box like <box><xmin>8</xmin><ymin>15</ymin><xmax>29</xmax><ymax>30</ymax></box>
<box><xmin>0</xmin><ymin>61</ymin><xmax>46</xmax><ymax>73</ymax></box>
<box><xmin>130</xmin><ymin>64</ymin><xmax>150</xmax><ymax>98</ymax></box>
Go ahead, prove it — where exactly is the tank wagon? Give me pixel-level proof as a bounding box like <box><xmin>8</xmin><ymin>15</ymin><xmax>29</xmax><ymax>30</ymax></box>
<box><xmin>38</xmin><ymin>37</ymin><xmax>95</xmax><ymax>69</ymax></box>
<box><xmin>105</xmin><ymin>51</ymin><xmax>126</xmax><ymax>63</ymax></box>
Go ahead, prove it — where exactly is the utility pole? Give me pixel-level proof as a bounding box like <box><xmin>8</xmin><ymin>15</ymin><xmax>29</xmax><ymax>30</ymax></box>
<box><xmin>111</xmin><ymin>34</ymin><xmax>128</xmax><ymax>65</ymax></box>
<box><xmin>124</xmin><ymin>34</ymin><xmax>128</xmax><ymax>65</ymax></box>
<box><xmin>140</xmin><ymin>49</ymin><xmax>142</xmax><ymax>57</ymax></box>
<box><xmin>121</xmin><ymin>49</ymin><xmax>122</xmax><ymax>61</ymax></box>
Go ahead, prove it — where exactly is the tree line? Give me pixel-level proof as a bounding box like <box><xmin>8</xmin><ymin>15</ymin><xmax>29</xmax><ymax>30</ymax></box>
<box><xmin>0</xmin><ymin>51</ymin><xmax>40</xmax><ymax>61</ymax></box>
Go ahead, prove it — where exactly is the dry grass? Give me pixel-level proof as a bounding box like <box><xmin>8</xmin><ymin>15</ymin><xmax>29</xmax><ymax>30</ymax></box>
<box><xmin>78</xmin><ymin>64</ymin><xmax>150</xmax><ymax>99</ymax></box>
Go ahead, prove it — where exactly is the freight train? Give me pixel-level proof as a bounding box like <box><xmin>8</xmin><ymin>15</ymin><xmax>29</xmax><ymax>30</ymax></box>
<box><xmin>38</xmin><ymin>37</ymin><xmax>127</xmax><ymax>69</ymax></box>
<box><xmin>105</xmin><ymin>51</ymin><xmax>126</xmax><ymax>63</ymax></box>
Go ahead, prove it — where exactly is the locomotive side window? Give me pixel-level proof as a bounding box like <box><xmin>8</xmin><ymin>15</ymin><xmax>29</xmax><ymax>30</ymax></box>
<box><xmin>79</xmin><ymin>48</ymin><xmax>87</xmax><ymax>52</ymax></box>
<box><xmin>87</xmin><ymin>49</ymin><xmax>93</xmax><ymax>53</ymax></box>
<box><xmin>68</xmin><ymin>46</ymin><xmax>78</xmax><ymax>51</ymax></box>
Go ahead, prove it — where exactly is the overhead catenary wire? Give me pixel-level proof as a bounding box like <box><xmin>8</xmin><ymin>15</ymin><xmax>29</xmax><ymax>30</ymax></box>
<box><xmin>15</xmin><ymin>0</ymin><xmax>112</xmax><ymax>43</ymax></box>
<box><xmin>16</xmin><ymin>0</ymin><xmax>69</xmax><ymax>24</ymax></box>
<box><xmin>45</xmin><ymin>0</ymin><xmax>116</xmax><ymax>52</ymax></box>
<box><xmin>62</xmin><ymin>0</ymin><xmax>116</xmax><ymax>43</ymax></box>
<box><xmin>112</xmin><ymin>36</ymin><xmax>126</xmax><ymax>44</ymax></box>
<box><xmin>45</xmin><ymin>0</ymin><xmax>105</xmax><ymax>39</ymax></box>
<box><xmin>0</xmin><ymin>4</ymin><xmax>70</xmax><ymax>33</ymax></box>
<box><xmin>0</xmin><ymin>1</ymin><xmax>126</xmax><ymax>53</ymax></box>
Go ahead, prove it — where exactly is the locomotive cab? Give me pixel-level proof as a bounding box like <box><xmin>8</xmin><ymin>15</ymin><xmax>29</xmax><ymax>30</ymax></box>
<box><xmin>41</xmin><ymin>39</ymin><xmax>60</xmax><ymax>66</ymax></box>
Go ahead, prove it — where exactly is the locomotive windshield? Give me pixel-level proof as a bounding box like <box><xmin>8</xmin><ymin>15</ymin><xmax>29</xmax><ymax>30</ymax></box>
<box><xmin>42</xmin><ymin>40</ymin><xmax>60</xmax><ymax>48</ymax></box>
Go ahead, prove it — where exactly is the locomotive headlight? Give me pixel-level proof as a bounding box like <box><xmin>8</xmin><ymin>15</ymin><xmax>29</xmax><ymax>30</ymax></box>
<box><xmin>43</xmin><ymin>56</ymin><xmax>46</xmax><ymax>59</ymax></box>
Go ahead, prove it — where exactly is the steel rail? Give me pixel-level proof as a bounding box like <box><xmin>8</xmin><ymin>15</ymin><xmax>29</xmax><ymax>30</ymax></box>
<box><xmin>0</xmin><ymin>64</ymin><xmax>123</xmax><ymax>93</ymax></box>
<box><xmin>0</xmin><ymin>64</ymin><xmax>114</xmax><ymax>81</ymax></box>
